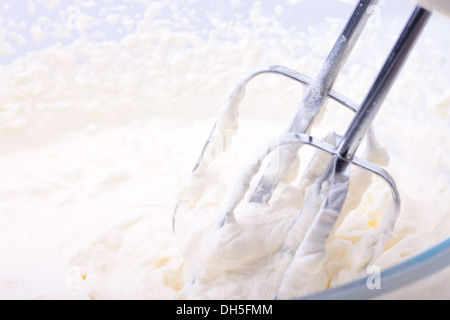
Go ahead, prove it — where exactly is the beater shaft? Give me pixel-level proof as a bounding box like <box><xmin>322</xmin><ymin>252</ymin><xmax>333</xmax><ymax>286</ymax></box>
<box><xmin>337</xmin><ymin>6</ymin><xmax>431</xmax><ymax>161</ymax></box>
<box><xmin>276</xmin><ymin>6</ymin><xmax>431</xmax><ymax>298</ymax></box>
<box><xmin>250</xmin><ymin>0</ymin><xmax>380</xmax><ymax>204</ymax></box>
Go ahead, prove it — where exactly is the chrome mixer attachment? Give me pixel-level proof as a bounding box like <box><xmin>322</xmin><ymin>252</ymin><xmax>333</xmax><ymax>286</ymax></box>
<box><xmin>173</xmin><ymin>0</ymin><xmax>432</xmax><ymax>299</ymax></box>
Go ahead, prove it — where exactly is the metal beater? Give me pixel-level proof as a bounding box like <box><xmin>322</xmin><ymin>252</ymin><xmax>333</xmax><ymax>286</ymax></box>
<box><xmin>173</xmin><ymin>0</ymin><xmax>431</xmax><ymax>298</ymax></box>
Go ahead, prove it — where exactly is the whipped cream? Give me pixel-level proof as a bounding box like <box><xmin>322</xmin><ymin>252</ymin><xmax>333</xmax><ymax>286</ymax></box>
<box><xmin>0</xmin><ymin>0</ymin><xmax>449</xmax><ymax>300</ymax></box>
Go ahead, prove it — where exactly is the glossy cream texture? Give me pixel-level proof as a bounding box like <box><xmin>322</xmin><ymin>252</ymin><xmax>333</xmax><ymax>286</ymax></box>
<box><xmin>0</xmin><ymin>1</ymin><xmax>449</xmax><ymax>299</ymax></box>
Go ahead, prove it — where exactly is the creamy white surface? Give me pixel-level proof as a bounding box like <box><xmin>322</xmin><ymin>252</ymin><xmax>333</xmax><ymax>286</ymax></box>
<box><xmin>0</xmin><ymin>1</ymin><xmax>449</xmax><ymax>300</ymax></box>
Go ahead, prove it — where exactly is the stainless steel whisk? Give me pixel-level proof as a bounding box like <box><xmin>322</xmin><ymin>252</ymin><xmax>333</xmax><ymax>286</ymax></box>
<box><xmin>173</xmin><ymin>0</ymin><xmax>432</xmax><ymax>298</ymax></box>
